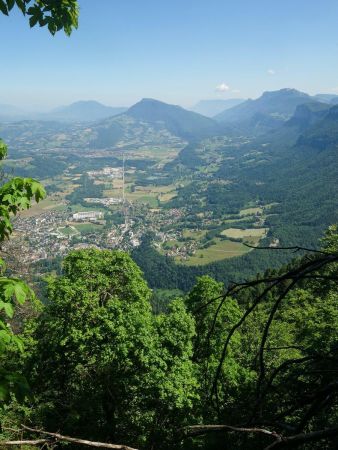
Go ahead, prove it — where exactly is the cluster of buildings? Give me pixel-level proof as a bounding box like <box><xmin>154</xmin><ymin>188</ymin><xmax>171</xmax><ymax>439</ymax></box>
<box><xmin>87</xmin><ymin>167</ymin><xmax>122</xmax><ymax>179</ymax></box>
<box><xmin>72</xmin><ymin>211</ymin><xmax>104</xmax><ymax>221</ymax></box>
<box><xmin>84</xmin><ymin>197</ymin><xmax>122</xmax><ymax>206</ymax></box>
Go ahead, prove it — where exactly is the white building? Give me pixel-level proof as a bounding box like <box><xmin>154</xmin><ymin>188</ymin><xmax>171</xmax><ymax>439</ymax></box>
<box><xmin>84</xmin><ymin>197</ymin><xmax>122</xmax><ymax>205</ymax></box>
<box><xmin>72</xmin><ymin>211</ymin><xmax>104</xmax><ymax>221</ymax></box>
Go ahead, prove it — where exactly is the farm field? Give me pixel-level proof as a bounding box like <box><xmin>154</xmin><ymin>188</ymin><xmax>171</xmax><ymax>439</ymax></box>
<box><xmin>182</xmin><ymin>229</ymin><xmax>207</xmax><ymax>240</ymax></box>
<box><xmin>57</xmin><ymin>226</ymin><xmax>79</xmax><ymax>237</ymax></box>
<box><xmin>175</xmin><ymin>238</ymin><xmax>252</xmax><ymax>266</ymax></box>
<box><xmin>220</xmin><ymin>228</ymin><xmax>268</xmax><ymax>239</ymax></box>
<box><xmin>18</xmin><ymin>197</ymin><xmax>67</xmax><ymax>217</ymax></box>
<box><xmin>73</xmin><ymin>223</ymin><xmax>105</xmax><ymax>234</ymax></box>
<box><xmin>239</xmin><ymin>207</ymin><xmax>263</xmax><ymax>216</ymax></box>
<box><xmin>103</xmin><ymin>183</ymin><xmax>177</xmax><ymax>206</ymax></box>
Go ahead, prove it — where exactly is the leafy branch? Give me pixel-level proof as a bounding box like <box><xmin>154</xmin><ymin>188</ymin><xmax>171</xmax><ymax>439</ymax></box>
<box><xmin>0</xmin><ymin>0</ymin><xmax>78</xmax><ymax>35</ymax></box>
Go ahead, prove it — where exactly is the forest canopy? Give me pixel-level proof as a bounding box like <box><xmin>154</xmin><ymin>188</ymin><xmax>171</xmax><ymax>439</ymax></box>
<box><xmin>0</xmin><ymin>227</ymin><xmax>337</xmax><ymax>449</ymax></box>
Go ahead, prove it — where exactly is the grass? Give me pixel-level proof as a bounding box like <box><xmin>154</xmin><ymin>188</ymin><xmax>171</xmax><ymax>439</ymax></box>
<box><xmin>182</xmin><ymin>229</ymin><xmax>207</xmax><ymax>240</ymax></box>
<box><xmin>220</xmin><ymin>228</ymin><xmax>268</xmax><ymax>239</ymax></box>
<box><xmin>136</xmin><ymin>196</ymin><xmax>159</xmax><ymax>207</ymax></box>
<box><xmin>74</xmin><ymin>223</ymin><xmax>104</xmax><ymax>234</ymax></box>
<box><xmin>223</xmin><ymin>217</ymin><xmax>254</xmax><ymax>224</ymax></box>
<box><xmin>69</xmin><ymin>204</ymin><xmax>106</xmax><ymax>213</ymax></box>
<box><xmin>175</xmin><ymin>238</ymin><xmax>252</xmax><ymax>266</ymax></box>
<box><xmin>19</xmin><ymin>198</ymin><xmax>65</xmax><ymax>217</ymax></box>
<box><xmin>239</xmin><ymin>207</ymin><xmax>263</xmax><ymax>216</ymax></box>
<box><xmin>57</xmin><ymin>226</ymin><xmax>78</xmax><ymax>237</ymax></box>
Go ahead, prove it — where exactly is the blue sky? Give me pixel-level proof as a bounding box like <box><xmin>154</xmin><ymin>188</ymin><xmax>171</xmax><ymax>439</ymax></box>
<box><xmin>1</xmin><ymin>0</ymin><xmax>338</xmax><ymax>109</ymax></box>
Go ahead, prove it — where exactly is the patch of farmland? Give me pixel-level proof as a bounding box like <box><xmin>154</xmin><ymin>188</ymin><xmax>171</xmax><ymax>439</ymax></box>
<box><xmin>239</xmin><ymin>207</ymin><xmax>263</xmax><ymax>216</ymax></box>
<box><xmin>175</xmin><ymin>238</ymin><xmax>252</xmax><ymax>266</ymax></box>
<box><xmin>221</xmin><ymin>228</ymin><xmax>268</xmax><ymax>239</ymax></box>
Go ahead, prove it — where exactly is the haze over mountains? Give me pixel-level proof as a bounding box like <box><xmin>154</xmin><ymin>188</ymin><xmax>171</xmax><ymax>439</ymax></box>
<box><xmin>214</xmin><ymin>88</ymin><xmax>314</xmax><ymax>122</ymax></box>
<box><xmin>1</xmin><ymin>88</ymin><xmax>338</xmax><ymax>125</ymax></box>
<box><xmin>48</xmin><ymin>101</ymin><xmax>127</xmax><ymax>122</ymax></box>
<box><xmin>2</xmin><ymin>88</ymin><xmax>338</xmax><ymax>152</ymax></box>
<box><xmin>0</xmin><ymin>100</ymin><xmax>127</xmax><ymax>123</ymax></box>
<box><xmin>190</xmin><ymin>99</ymin><xmax>245</xmax><ymax>117</ymax></box>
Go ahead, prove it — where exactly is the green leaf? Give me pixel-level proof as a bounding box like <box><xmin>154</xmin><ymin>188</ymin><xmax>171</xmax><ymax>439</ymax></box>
<box><xmin>0</xmin><ymin>329</ymin><xmax>12</xmax><ymax>344</ymax></box>
<box><xmin>15</xmin><ymin>0</ymin><xmax>26</xmax><ymax>14</ymax></box>
<box><xmin>0</xmin><ymin>140</ymin><xmax>7</xmax><ymax>160</ymax></box>
<box><xmin>11</xmin><ymin>334</ymin><xmax>24</xmax><ymax>353</ymax></box>
<box><xmin>0</xmin><ymin>301</ymin><xmax>14</xmax><ymax>318</ymax></box>
<box><xmin>29</xmin><ymin>14</ymin><xmax>39</xmax><ymax>28</ymax></box>
<box><xmin>0</xmin><ymin>0</ymin><xmax>8</xmax><ymax>15</ymax></box>
<box><xmin>6</xmin><ymin>0</ymin><xmax>14</xmax><ymax>11</ymax></box>
<box><xmin>13</xmin><ymin>282</ymin><xmax>28</xmax><ymax>304</ymax></box>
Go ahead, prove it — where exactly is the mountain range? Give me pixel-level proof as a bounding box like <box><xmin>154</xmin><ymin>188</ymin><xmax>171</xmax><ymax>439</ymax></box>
<box><xmin>0</xmin><ymin>100</ymin><xmax>127</xmax><ymax>123</ymax></box>
<box><xmin>2</xmin><ymin>89</ymin><xmax>338</xmax><ymax>126</ymax></box>
<box><xmin>2</xmin><ymin>88</ymin><xmax>338</xmax><ymax>151</ymax></box>
<box><xmin>84</xmin><ymin>90</ymin><xmax>338</xmax><ymax>147</ymax></box>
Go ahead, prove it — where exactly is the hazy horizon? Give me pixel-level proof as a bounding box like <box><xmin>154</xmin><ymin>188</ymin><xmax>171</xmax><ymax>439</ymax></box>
<box><xmin>3</xmin><ymin>87</ymin><xmax>338</xmax><ymax>113</ymax></box>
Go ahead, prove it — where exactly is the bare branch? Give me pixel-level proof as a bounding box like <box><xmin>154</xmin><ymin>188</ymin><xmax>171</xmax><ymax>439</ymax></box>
<box><xmin>18</xmin><ymin>425</ymin><xmax>138</xmax><ymax>450</ymax></box>
<box><xmin>210</xmin><ymin>251</ymin><xmax>338</xmax><ymax>405</ymax></box>
<box><xmin>264</xmin><ymin>426</ymin><xmax>338</xmax><ymax>449</ymax></box>
<box><xmin>0</xmin><ymin>439</ymin><xmax>49</xmax><ymax>446</ymax></box>
<box><xmin>180</xmin><ymin>424</ymin><xmax>338</xmax><ymax>450</ymax></box>
<box><xmin>181</xmin><ymin>424</ymin><xmax>281</xmax><ymax>439</ymax></box>
<box><xmin>243</xmin><ymin>243</ymin><xmax>330</xmax><ymax>255</ymax></box>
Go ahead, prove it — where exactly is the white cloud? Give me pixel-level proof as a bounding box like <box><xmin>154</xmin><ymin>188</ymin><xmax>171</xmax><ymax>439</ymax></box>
<box><xmin>267</xmin><ymin>69</ymin><xmax>276</xmax><ymax>75</ymax></box>
<box><xmin>332</xmin><ymin>87</ymin><xmax>338</xmax><ymax>92</ymax></box>
<box><xmin>215</xmin><ymin>83</ymin><xmax>230</xmax><ymax>92</ymax></box>
<box><xmin>232</xmin><ymin>89</ymin><xmax>241</xmax><ymax>94</ymax></box>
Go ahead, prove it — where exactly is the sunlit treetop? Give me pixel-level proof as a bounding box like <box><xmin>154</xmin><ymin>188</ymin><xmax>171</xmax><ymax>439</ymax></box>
<box><xmin>0</xmin><ymin>0</ymin><xmax>79</xmax><ymax>35</ymax></box>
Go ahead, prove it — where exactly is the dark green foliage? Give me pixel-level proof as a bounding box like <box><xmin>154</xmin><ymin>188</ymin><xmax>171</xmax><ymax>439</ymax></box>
<box><xmin>0</xmin><ymin>0</ymin><xmax>78</xmax><ymax>35</ymax></box>
<box><xmin>0</xmin><ymin>139</ymin><xmax>46</xmax><ymax>406</ymax></box>
<box><xmin>0</xmin><ymin>228</ymin><xmax>337</xmax><ymax>449</ymax></box>
<box><xmin>25</xmin><ymin>250</ymin><xmax>197</xmax><ymax>449</ymax></box>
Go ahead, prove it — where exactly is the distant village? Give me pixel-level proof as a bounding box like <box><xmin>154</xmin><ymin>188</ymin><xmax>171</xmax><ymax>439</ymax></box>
<box><xmin>6</xmin><ymin>202</ymin><xmax>188</xmax><ymax>269</ymax></box>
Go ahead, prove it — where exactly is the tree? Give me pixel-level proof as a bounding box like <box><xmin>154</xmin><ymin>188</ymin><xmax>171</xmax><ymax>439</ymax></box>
<box><xmin>183</xmin><ymin>232</ymin><xmax>338</xmax><ymax>449</ymax></box>
<box><xmin>186</xmin><ymin>276</ymin><xmax>254</xmax><ymax>426</ymax></box>
<box><xmin>0</xmin><ymin>140</ymin><xmax>45</xmax><ymax>403</ymax></box>
<box><xmin>25</xmin><ymin>249</ymin><xmax>197</xmax><ymax>449</ymax></box>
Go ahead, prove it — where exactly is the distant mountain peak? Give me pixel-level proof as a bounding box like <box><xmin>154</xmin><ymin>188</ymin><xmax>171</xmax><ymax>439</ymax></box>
<box><xmin>214</xmin><ymin>88</ymin><xmax>322</xmax><ymax>134</ymax></box>
<box><xmin>261</xmin><ymin>88</ymin><xmax>309</xmax><ymax>99</ymax></box>
<box><xmin>125</xmin><ymin>97</ymin><xmax>220</xmax><ymax>140</ymax></box>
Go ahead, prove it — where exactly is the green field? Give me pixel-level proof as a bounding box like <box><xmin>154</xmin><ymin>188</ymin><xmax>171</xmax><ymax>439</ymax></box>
<box><xmin>19</xmin><ymin>197</ymin><xmax>66</xmax><ymax>217</ymax></box>
<box><xmin>69</xmin><ymin>204</ymin><xmax>106</xmax><ymax>213</ymax></box>
<box><xmin>57</xmin><ymin>226</ymin><xmax>79</xmax><ymax>237</ymax></box>
<box><xmin>175</xmin><ymin>238</ymin><xmax>252</xmax><ymax>266</ymax></box>
<box><xmin>239</xmin><ymin>207</ymin><xmax>263</xmax><ymax>216</ymax></box>
<box><xmin>221</xmin><ymin>227</ymin><xmax>268</xmax><ymax>239</ymax></box>
<box><xmin>182</xmin><ymin>229</ymin><xmax>207</xmax><ymax>239</ymax></box>
<box><xmin>74</xmin><ymin>223</ymin><xmax>104</xmax><ymax>234</ymax></box>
